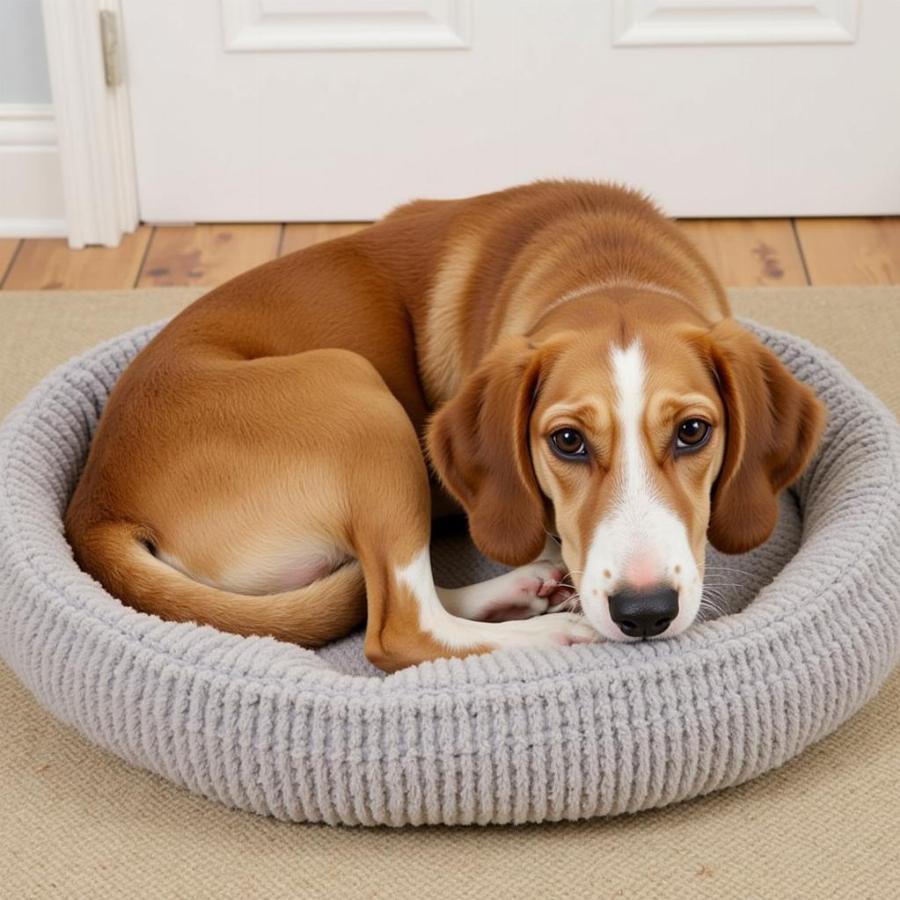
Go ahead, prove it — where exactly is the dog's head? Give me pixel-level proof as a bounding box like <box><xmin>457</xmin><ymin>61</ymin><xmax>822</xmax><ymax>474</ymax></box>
<box><xmin>427</xmin><ymin>309</ymin><xmax>825</xmax><ymax>641</ymax></box>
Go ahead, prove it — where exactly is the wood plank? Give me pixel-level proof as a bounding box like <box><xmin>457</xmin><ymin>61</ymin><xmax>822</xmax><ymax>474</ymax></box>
<box><xmin>0</xmin><ymin>240</ymin><xmax>21</xmax><ymax>286</ymax></box>
<box><xmin>280</xmin><ymin>222</ymin><xmax>371</xmax><ymax>257</ymax></box>
<box><xmin>10</xmin><ymin>218</ymin><xmax>890</xmax><ymax>294</ymax></box>
<box><xmin>2</xmin><ymin>228</ymin><xmax>152</xmax><ymax>290</ymax></box>
<box><xmin>137</xmin><ymin>224</ymin><xmax>282</xmax><ymax>287</ymax></box>
<box><xmin>794</xmin><ymin>217</ymin><xmax>900</xmax><ymax>285</ymax></box>
<box><xmin>677</xmin><ymin>219</ymin><xmax>808</xmax><ymax>287</ymax></box>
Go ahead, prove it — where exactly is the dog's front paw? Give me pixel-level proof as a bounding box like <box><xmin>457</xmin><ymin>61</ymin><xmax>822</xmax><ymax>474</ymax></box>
<box><xmin>438</xmin><ymin>559</ymin><xmax>580</xmax><ymax>623</ymax></box>
<box><xmin>478</xmin><ymin>559</ymin><xmax>574</xmax><ymax>621</ymax></box>
<box><xmin>532</xmin><ymin>560</ymin><xmax>578</xmax><ymax>611</ymax></box>
<box><xmin>492</xmin><ymin>611</ymin><xmax>598</xmax><ymax>648</ymax></box>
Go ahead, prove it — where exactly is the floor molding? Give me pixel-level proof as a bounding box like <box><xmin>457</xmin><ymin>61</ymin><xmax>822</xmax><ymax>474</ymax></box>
<box><xmin>0</xmin><ymin>104</ymin><xmax>67</xmax><ymax>239</ymax></box>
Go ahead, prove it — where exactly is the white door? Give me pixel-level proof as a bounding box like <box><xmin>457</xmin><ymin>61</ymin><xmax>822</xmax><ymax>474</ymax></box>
<box><xmin>120</xmin><ymin>0</ymin><xmax>900</xmax><ymax>221</ymax></box>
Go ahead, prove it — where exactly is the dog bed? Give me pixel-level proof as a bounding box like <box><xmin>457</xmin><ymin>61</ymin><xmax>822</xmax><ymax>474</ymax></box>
<box><xmin>1</xmin><ymin>321</ymin><xmax>898</xmax><ymax>826</ymax></box>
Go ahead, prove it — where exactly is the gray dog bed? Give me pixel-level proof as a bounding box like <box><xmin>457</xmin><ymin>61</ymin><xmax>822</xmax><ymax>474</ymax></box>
<box><xmin>1</xmin><ymin>321</ymin><xmax>899</xmax><ymax>826</ymax></box>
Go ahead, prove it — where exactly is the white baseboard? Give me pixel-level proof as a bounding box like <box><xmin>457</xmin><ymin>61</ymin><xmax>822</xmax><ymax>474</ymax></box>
<box><xmin>0</xmin><ymin>218</ymin><xmax>68</xmax><ymax>238</ymax></box>
<box><xmin>0</xmin><ymin>104</ymin><xmax>68</xmax><ymax>239</ymax></box>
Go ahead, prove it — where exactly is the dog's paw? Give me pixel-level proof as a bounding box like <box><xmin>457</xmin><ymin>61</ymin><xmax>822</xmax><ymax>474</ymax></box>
<box><xmin>438</xmin><ymin>560</ymin><xmax>577</xmax><ymax>623</ymax></box>
<box><xmin>479</xmin><ymin>559</ymin><xmax>574</xmax><ymax>622</ymax></box>
<box><xmin>491</xmin><ymin>611</ymin><xmax>598</xmax><ymax>648</ymax></box>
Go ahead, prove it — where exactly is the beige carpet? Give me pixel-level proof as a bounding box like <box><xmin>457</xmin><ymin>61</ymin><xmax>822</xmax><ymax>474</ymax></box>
<box><xmin>1</xmin><ymin>287</ymin><xmax>899</xmax><ymax>899</ymax></box>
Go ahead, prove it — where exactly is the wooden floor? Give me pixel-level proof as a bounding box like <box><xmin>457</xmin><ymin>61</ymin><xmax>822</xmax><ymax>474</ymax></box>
<box><xmin>1</xmin><ymin>218</ymin><xmax>899</xmax><ymax>290</ymax></box>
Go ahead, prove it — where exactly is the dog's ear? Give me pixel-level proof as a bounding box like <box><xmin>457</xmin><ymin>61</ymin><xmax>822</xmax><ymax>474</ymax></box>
<box><xmin>427</xmin><ymin>336</ymin><xmax>547</xmax><ymax>566</ymax></box>
<box><xmin>701</xmin><ymin>319</ymin><xmax>826</xmax><ymax>554</ymax></box>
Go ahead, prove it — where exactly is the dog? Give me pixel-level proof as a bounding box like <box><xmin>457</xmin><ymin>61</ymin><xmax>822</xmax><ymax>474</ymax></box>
<box><xmin>66</xmin><ymin>181</ymin><xmax>825</xmax><ymax>672</ymax></box>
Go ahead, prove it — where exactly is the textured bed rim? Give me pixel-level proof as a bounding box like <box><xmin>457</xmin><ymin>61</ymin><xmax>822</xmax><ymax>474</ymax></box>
<box><xmin>1</xmin><ymin>321</ymin><xmax>899</xmax><ymax>827</ymax></box>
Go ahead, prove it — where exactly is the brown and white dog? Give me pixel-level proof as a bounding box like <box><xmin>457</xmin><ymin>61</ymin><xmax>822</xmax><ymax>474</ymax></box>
<box><xmin>66</xmin><ymin>181</ymin><xmax>825</xmax><ymax>672</ymax></box>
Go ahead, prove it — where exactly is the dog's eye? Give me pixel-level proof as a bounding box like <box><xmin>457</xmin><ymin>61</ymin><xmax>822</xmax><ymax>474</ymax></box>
<box><xmin>550</xmin><ymin>428</ymin><xmax>588</xmax><ymax>460</ymax></box>
<box><xmin>675</xmin><ymin>418</ymin><xmax>712</xmax><ymax>453</ymax></box>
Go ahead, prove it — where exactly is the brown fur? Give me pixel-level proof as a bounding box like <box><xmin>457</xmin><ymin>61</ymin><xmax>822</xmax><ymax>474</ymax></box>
<box><xmin>66</xmin><ymin>180</ymin><xmax>825</xmax><ymax>671</ymax></box>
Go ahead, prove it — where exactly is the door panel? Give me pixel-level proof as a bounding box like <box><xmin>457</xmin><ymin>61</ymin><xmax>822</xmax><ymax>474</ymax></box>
<box><xmin>121</xmin><ymin>0</ymin><xmax>900</xmax><ymax>220</ymax></box>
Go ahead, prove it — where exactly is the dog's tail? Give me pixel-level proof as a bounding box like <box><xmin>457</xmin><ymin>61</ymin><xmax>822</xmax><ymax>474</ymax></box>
<box><xmin>70</xmin><ymin>521</ymin><xmax>367</xmax><ymax>646</ymax></box>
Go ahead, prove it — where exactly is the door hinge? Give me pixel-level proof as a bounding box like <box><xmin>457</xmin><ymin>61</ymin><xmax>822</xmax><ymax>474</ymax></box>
<box><xmin>99</xmin><ymin>10</ymin><xmax>122</xmax><ymax>87</ymax></box>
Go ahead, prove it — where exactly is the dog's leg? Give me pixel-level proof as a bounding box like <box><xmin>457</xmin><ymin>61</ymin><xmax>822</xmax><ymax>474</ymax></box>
<box><xmin>436</xmin><ymin>563</ymin><xmax>565</xmax><ymax>622</ymax></box>
<box><xmin>436</xmin><ymin>539</ymin><xmax>574</xmax><ymax>622</ymax></box>
<box><xmin>437</xmin><ymin>536</ymin><xmax>576</xmax><ymax>622</ymax></box>
<box><xmin>345</xmin><ymin>391</ymin><xmax>596</xmax><ymax>671</ymax></box>
<box><xmin>360</xmin><ymin>545</ymin><xmax>595</xmax><ymax>671</ymax></box>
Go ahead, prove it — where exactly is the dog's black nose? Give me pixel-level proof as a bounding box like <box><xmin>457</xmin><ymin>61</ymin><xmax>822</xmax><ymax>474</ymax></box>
<box><xmin>608</xmin><ymin>587</ymin><xmax>679</xmax><ymax>639</ymax></box>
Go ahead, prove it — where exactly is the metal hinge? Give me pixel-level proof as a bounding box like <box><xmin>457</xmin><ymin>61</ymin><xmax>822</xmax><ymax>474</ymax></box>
<box><xmin>99</xmin><ymin>10</ymin><xmax>122</xmax><ymax>87</ymax></box>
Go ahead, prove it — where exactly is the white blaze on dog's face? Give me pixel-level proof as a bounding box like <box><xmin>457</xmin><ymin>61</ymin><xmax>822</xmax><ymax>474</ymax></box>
<box><xmin>530</xmin><ymin>332</ymin><xmax>726</xmax><ymax>642</ymax></box>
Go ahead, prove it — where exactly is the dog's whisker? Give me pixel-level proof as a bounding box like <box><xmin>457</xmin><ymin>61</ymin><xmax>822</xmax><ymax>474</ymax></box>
<box><xmin>698</xmin><ymin>595</ymin><xmax>731</xmax><ymax>618</ymax></box>
<box><xmin>546</xmin><ymin>589</ymin><xmax>582</xmax><ymax>613</ymax></box>
<box><xmin>700</xmin><ymin>601</ymin><xmax>732</xmax><ymax>617</ymax></box>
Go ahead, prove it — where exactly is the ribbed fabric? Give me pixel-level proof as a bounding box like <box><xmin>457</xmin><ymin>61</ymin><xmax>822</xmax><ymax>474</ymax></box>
<box><xmin>0</xmin><ymin>322</ymin><xmax>898</xmax><ymax>827</ymax></box>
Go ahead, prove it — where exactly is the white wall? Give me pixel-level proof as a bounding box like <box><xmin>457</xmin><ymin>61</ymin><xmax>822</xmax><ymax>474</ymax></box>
<box><xmin>0</xmin><ymin>0</ymin><xmax>52</xmax><ymax>103</ymax></box>
<box><xmin>0</xmin><ymin>0</ymin><xmax>66</xmax><ymax>237</ymax></box>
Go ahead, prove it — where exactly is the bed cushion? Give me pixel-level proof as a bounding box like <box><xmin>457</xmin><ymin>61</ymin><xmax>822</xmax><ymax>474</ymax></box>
<box><xmin>0</xmin><ymin>320</ymin><xmax>898</xmax><ymax>826</ymax></box>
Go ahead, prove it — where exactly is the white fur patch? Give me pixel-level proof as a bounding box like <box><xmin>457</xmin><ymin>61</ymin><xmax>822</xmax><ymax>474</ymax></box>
<box><xmin>579</xmin><ymin>341</ymin><xmax>702</xmax><ymax>640</ymax></box>
<box><xmin>613</xmin><ymin>341</ymin><xmax>654</xmax><ymax>512</ymax></box>
<box><xmin>395</xmin><ymin>547</ymin><xmax>597</xmax><ymax>651</ymax></box>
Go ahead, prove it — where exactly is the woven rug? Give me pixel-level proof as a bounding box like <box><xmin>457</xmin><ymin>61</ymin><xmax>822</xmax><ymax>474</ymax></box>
<box><xmin>1</xmin><ymin>286</ymin><xmax>898</xmax><ymax>898</ymax></box>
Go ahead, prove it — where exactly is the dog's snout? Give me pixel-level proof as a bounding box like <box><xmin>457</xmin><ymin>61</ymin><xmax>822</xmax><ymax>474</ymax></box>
<box><xmin>608</xmin><ymin>586</ymin><xmax>679</xmax><ymax>639</ymax></box>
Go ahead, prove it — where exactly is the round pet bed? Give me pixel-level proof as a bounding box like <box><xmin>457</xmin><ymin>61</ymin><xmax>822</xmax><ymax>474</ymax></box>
<box><xmin>1</xmin><ymin>322</ymin><xmax>898</xmax><ymax>827</ymax></box>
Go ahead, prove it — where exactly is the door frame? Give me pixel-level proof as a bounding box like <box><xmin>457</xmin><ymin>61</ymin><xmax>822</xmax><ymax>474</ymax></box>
<box><xmin>41</xmin><ymin>0</ymin><xmax>138</xmax><ymax>248</ymax></box>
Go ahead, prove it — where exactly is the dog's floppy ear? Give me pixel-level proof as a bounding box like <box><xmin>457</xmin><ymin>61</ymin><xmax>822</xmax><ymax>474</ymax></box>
<box><xmin>701</xmin><ymin>318</ymin><xmax>826</xmax><ymax>554</ymax></box>
<box><xmin>427</xmin><ymin>336</ymin><xmax>547</xmax><ymax>566</ymax></box>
